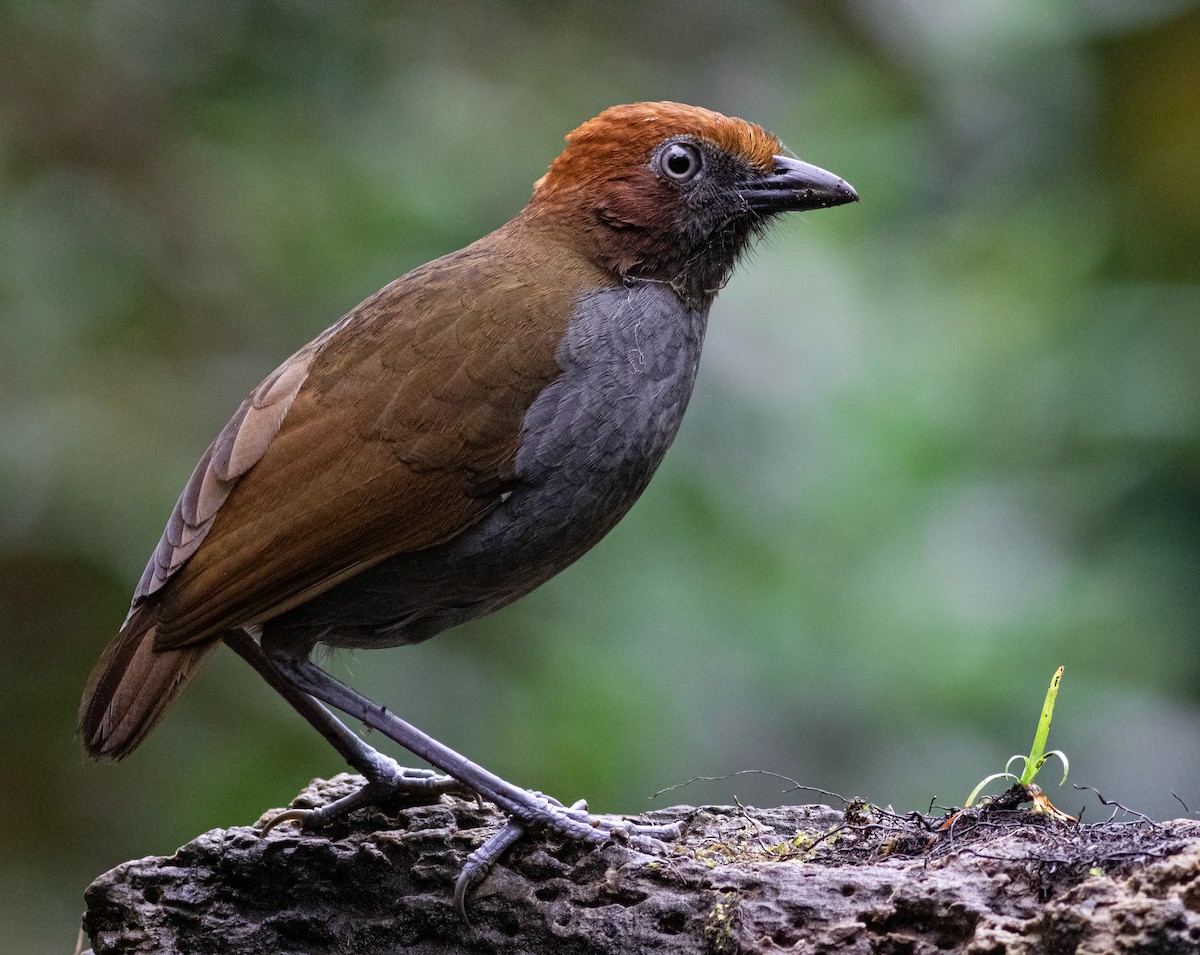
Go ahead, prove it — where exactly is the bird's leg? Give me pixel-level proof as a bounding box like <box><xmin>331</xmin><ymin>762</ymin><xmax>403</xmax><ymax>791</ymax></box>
<box><xmin>261</xmin><ymin>641</ymin><xmax>682</xmax><ymax>905</ymax></box>
<box><xmin>223</xmin><ymin>630</ymin><xmax>468</xmax><ymax>832</ymax></box>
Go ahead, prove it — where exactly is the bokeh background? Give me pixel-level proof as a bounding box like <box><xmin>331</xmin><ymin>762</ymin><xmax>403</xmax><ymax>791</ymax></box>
<box><xmin>3</xmin><ymin>1</ymin><xmax>1200</xmax><ymax>950</ymax></box>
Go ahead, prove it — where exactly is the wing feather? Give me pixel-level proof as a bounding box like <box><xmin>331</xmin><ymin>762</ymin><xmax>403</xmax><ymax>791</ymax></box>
<box><xmin>135</xmin><ymin>229</ymin><xmax>601</xmax><ymax>648</ymax></box>
<box><xmin>131</xmin><ymin>347</ymin><xmax>315</xmax><ymax>609</ymax></box>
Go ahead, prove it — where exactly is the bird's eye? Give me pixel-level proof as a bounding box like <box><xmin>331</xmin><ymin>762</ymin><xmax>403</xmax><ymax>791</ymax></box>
<box><xmin>658</xmin><ymin>142</ymin><xmax>702</xmax><ymax>183</ymax></box>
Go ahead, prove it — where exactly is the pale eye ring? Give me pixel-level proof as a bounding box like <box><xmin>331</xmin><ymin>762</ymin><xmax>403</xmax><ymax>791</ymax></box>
<box><xmin>658</xmin><ymin>142</ymin><xmax>703</xmax><ymax>182</ymax></box>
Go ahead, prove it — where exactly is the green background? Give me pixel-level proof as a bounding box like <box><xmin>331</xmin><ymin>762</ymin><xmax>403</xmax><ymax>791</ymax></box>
<box><xmin>3</xmin><ymin>2</ymin><xmax>1199</xmax><ymax>951</ymax></box>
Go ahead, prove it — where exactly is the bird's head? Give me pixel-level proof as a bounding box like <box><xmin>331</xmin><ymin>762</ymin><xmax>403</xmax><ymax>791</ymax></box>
<box><xmin>527</xmin><ymin>102</ymin><xmax>857</xmax><ymax>309</ymax></box>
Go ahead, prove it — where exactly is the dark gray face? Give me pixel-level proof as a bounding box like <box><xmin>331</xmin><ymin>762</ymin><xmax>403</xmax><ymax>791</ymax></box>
<box><xmin>595</xmin><ymin>138</ymin><xmax>857</xmax><ymax>310</ymax></box>
<box><xmin>639</xmin><ymin>136</ymin><xmax>776</xmax><ymax>303</ymax></box>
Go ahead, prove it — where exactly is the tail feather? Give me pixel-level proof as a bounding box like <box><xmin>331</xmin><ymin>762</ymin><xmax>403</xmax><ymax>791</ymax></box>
<box><xmin>79</xmin><ymin>611</ymin><xmax>217</xmax><ymax>760</ymax></box>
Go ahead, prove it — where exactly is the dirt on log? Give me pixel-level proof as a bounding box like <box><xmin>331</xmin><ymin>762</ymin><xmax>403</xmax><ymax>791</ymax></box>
<box><xmin>82</xmin><ymin>774</ymin><xmax>1200</xmax><ymax>954</ymax></box>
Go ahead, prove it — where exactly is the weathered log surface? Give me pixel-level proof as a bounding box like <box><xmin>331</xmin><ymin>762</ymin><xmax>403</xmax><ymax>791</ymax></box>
<box><xmin>83</xmin><ymin>774</ymin><xmax>1200</xmax><ymax>954</ymax></box>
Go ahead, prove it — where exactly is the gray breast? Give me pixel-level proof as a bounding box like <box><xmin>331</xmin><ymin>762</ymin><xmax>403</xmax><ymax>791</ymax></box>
<box><xmin>274</xmin><ymin>281</ymin><xmax>709</xmax><ymax>650</ymax></box>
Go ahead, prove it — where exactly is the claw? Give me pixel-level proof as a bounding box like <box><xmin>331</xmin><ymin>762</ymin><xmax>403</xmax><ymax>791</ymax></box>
<box><xmin>258</xmin><ymin>807</ymin><xmax>312</xmax><ymax>835</ymax></box>
<box><xmin>455</xmin><ymin>819</ymin><xmax>526</xmax><ymax>922</ymax></box>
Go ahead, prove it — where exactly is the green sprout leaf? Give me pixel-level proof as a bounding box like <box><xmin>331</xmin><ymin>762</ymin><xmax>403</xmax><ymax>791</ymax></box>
<box><xmin>1021</xmin><ymin>665</ymin><xmax>1064</xmax><ymax>785</ymax></box>
<box><xmin>965</xmin><ymin>771</ymin><xmax>1019</xmax><ymax>808</ymax></box>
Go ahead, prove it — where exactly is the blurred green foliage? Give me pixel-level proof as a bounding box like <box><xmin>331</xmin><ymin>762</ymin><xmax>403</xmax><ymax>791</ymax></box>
<box><xmin>2</xmin><ymin>2</ymin><xmax>1199</xmax><ymax>951</ymax></box>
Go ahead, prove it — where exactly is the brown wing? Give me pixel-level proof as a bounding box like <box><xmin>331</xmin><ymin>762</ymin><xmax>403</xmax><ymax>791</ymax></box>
<box><xmin>143</xmin><ymin>226</ymin><xmax>599</xmax><ymax>648</ymax></box>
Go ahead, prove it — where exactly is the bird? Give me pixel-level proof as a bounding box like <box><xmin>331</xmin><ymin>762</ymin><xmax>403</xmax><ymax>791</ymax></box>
<box><xmin>79</xmin><ymin>101</ymin><xmax>857</xmax><ymax>907</ymax></box>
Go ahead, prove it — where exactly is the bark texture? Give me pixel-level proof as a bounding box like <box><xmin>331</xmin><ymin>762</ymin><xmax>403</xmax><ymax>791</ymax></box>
<box><xmin>82</xmin><ymin>774</ymin><xmax>1200</xmax><ymax>954</ymax></box>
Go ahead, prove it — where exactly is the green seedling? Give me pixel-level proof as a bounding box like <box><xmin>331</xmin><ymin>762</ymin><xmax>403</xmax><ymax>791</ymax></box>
<box><xmin>965</xmin><ymin>665</ymin><xmax>1069</xmax><ymax>809</ymax></box>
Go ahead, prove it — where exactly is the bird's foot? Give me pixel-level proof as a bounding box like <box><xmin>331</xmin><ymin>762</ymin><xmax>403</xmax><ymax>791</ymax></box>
<box><xmin>260</xmin><ymin>760</ymin><xmax>469</xmax><ymax>835</ymax></box>
<box><xmin>454</xmin><ymin>793</ymin><xmax>682</xmax><ymax>919</ymax></box>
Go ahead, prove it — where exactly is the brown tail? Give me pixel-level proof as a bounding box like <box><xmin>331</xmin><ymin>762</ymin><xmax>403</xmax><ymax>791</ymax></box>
<box><xmin>79</xmin><ymin>610</ymin><xmax>217</xmax><ymax>760</ymax></box>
